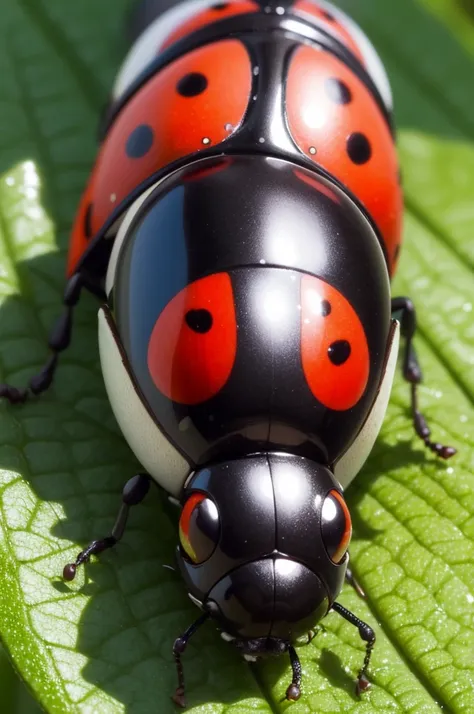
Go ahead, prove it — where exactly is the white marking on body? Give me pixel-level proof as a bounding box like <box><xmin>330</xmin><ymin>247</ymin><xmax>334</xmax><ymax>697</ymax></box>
<box><xmin>333</xmin><ymin>320</ymin><xmax>400</xmax><ymax>489</ymax></box>
<box><xmin>98</xmin><ymin>308</ymin><xmax>191</xmax><ymax>495</ymax></box>
<box><xmin>112</xmin><ymin>0</ymin><xmax>217</xmax><ymax>100</ymax></box>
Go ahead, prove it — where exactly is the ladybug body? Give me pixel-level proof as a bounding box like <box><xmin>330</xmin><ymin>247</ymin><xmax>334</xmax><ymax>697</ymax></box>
<box><xmin>0</xmin><ymin>0</ymin><xmax>455</xmax><ymax>706</ymax></box>
<box><xmin>102</xmin><ymin>154</ymin><xmax>393</xmax><ymax>492</ymax></box>
<box><xmin>70</xmin><ymin>0</ymin><xmax>404</xmax><ymax>496</ymax></box>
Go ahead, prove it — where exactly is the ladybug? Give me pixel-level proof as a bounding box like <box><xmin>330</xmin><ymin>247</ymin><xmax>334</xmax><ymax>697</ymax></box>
<box><xmin>0</xmin><ymin>0</ymin><xmax>456</xmax><ymax>707</ymax></box>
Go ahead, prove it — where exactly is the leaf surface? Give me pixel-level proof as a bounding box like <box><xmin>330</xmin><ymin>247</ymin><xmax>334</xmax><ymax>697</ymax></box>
<box><xmin>0</xmin><ymin>1</ymin><xmax>472</xmax><ymax>713</ymax></box>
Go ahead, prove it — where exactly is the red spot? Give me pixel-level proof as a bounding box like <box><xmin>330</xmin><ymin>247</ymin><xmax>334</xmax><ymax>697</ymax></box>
<box><xmin>300</xmin><ymin>274</ymin><xmax>369</xmax><ymax>411</ymax></box>
<box><xmin>148</xmin><ymin>273</ymin><xmax>237</xmax><ymax>404</ymax></box>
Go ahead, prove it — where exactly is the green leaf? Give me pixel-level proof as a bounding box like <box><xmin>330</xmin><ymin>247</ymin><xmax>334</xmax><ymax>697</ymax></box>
<box><xmin>0</xmin><ymin>1</ymin><xmax>472</xmax><ymax>713</ymax></box>
<box><xmin>0</xmin><ymin>645</ymin><xmax>42</xmax><ymax>714</ymax></box>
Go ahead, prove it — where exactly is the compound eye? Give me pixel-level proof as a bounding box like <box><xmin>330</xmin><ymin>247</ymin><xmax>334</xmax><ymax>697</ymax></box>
<box><xmin>179</xmin><ymin>493</ymin><xmax>220</xmax><ymax>564</ymax></box>
<box><xmin>321</xmin><ymin>490</ymin><xmax>352</xmax><ymax>564</ymax></box>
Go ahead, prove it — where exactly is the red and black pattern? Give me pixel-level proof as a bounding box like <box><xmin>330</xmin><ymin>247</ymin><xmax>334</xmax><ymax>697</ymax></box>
<box><xmin>68</xmin><ymin>0</ymin><xmax>402</xmax><ymax>277</ymax></box>
<box><xmin>0</xmin><ymin>2</ymin><xmax>455</xmax><ymax>707</ymax></box>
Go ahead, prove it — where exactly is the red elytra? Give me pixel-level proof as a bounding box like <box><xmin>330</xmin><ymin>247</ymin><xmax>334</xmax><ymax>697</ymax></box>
<box><xmin>300</xmin><ymin>274</ymin><xmax>370</xmax><ymax>411</ymax></box>
<box><xmin>286</xmin><ymin>44</ymin><xmax>403</xmax><ymax>274</ymax></box>
<box><xmin>67</xmin><ymin>39</ymin><xmax>252</xmax><ymax>276</ymax></box>
<box><xmin>292</xmin><ymin>0</ymin><xmax>365</xmax><ymax>64</ymax></box>
<box><xmin>159</xmin><ymin>1</ymin><xmax>259</xmax><ymax>52</ymax></box>
<box><xmin>147</xmin><ymin>272</ymin><xmax>237</xmax><ymax>405</ymax></box>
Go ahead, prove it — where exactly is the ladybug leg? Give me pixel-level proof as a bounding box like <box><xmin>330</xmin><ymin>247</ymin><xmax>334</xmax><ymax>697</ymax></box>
<box><xmin>0</xmin><ymin>271</ymin><xmax>104</xmax><ymax>404</ymax></box>
<box><xmin>63</xmin><ymin>473</ymin><xmax>150</xmax><ymax>582</ymax></box>
<box><xmin>285</xmin><ymin>645</ymin><xmax>303</xmax><ymax>701</ymax></box>
<box><xmin>391</xmin><ymin>297</ymin><xmax>456</xmax><ymax>460</ymax></box>
<box><xmin>172</xmin><ymin>612</ymin><xmax>211</xmax><ymax>708</ymax></box>
<box><xmin>331</xmin><ymin>602</ymin><xmax>375</xmax><ymax>695</ymax></box>
<box><xmin>345</xmin><ymin>567</ymin><xmax>366</xmax><ymax>599</ymax></box>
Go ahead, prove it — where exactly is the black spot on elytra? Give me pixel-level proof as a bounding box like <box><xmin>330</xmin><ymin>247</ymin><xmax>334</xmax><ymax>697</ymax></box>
<box><xmin>321</xmin><ymin>300</ymin><xmax>331</xmax><ymax>317</ymax></box>
<box><xmin>177</xmin><ymin>73</ymin><xmax>208</xmax><ymax>97</ymax></box>
<box><xmin>212</xmin><ymin>2</ymin><xmax>229</xmax><ymax>9</ymax></box>
<box><xmin>126</xmin><ymin>124</ymin><xmax>154</xmax><ymax>158</ymax></box>
<box><xmin>185</xmin><ymin>309</ymin><xmax>213</xmax><ymax>333</ymax></box>
<box><xmin>328</xmin><ymin>340</ymin><xmax>351</xmax><ymax>365</ymax></box>
<box><xmin>325</xmin><ymin>78</ymin><xmax>352</xmax><ymax>105</ymax></box>
<box><xmin>321</xmin><ymin>10</ymin><xmax>335</xmax><ymax>21</ymax></box>
<box><xmin>347</xmin><ymin>132</ymin><xmax>372</xmax><ymax>165</ymax></box>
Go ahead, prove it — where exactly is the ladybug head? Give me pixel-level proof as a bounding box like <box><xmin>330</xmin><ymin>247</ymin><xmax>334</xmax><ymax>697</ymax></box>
<box><xmin>101</xmin><ymin>153</ymin><xmax>392</xmax><ymax>494</ymax></box>
<box><xmin>176</xmin><ymin>453</ymin><xmax>349</xmax><ymax>643</ymax></box>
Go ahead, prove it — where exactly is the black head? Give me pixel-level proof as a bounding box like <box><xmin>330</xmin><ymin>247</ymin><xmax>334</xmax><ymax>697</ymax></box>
<box><xmin>110</xmin><ymin>153</ymin><xmax>391</xmax><ymax>470</ymax></box>
<box><xmin>176</xmin><ymin>453</ymin><xmax>350</xmax><ymax>642</ymax></box>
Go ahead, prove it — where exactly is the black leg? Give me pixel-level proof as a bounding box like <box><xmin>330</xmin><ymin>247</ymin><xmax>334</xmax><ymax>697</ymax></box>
<box><xmin>63</xmin><ymin>473</ymin><xmax>151</xmax><ymax>581</ymax></box>
<box><xmin>285</xmin><ymin>645</ymin><xmax>302</xmax><ymax>701</ymax></box>
<box><xmin>391</xmin><ymin>297</ymin><xmax>456</xmax><ymax>460</ymax></box>
<box><xmin>0</xmin><ymin>271</ymin><xmax>104</xmax><ymax>404</ymax></box>
<box><xmin>332</xmin><ymin>602</ymin><xmax>375</xmax><ymax>695</ymax></box>
<box><xmin>345</xmin><ymin>567</ymin><xmax>366</xmax><ymax>599</ymax></box>
<box><xmin>172</xmin><ymin>612</ymin><xmax>210</xmax><ymax>708</ymax></box>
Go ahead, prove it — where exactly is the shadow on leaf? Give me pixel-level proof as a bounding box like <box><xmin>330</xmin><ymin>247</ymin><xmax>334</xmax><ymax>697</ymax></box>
<box><xmin>0</xmin><ymin>233</ymin><xmax>267</xmax><ymax>712</ymax></box>
<box><xmin>317</xmin><ymin>649</ymin><xmax>357</xmax><ymax>697</ymax></box>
